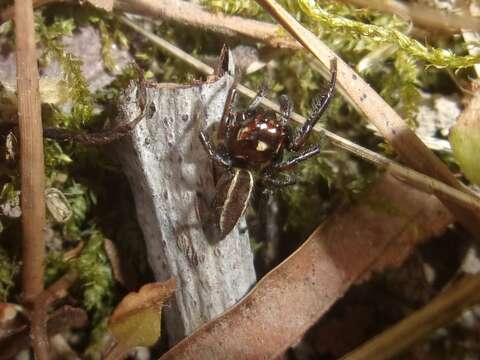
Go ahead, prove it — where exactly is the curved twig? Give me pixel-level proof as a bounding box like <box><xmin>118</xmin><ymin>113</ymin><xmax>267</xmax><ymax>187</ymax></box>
<box><xmin>30</xmin><ymin>270</ymin><xmax>78</xmax><ymax>360</ymax></box>
<box><xmin>342</xmin><ymin>274</ymin><xmax>480</xmax><ymax>360</ymax></box>
<box><xmin>0</xmin><ymin>0</ymin><xmax>299</xmax><ymax>50</ymax></box>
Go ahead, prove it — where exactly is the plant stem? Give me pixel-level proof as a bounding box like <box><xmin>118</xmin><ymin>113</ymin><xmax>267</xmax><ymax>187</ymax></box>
<box><xmin>15</xmin><ymin>0</ymin><xmax>46</xmax><ymax>301</ymax></box>
<box><xmin>341</xmin><ymin>274</ymin><xmax>480</xmax><ymax>360</ymax></box>
<box><xmin>1</xmin><ymin>0</ymin><xmax>299</xmax><ymax>50</ymax></box>
<box><xmin>31</xmin><ymin>270</ymin><xmax>79</xmax><ymax>360</ymax></box>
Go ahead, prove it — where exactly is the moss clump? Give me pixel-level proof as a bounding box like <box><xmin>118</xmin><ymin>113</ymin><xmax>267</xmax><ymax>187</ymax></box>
<box><xmin>0</xmin><ymin>246</ymin><xmax>17</xmax><ymax>301</ymax></box>
<box><xmin>37</xmin><ymin>14</ymin><xmax>95</xmax><ymax>128</ymax></box>
<box><xmin>202</xmin><ymin>0</ymin><xmax>263</xmax><ymax>17</ymax></box>
<box><xmin>46</xmin><ymin>230</ymin><xmax>115</xmax><ymax>317</ymax></box>
<box><xmin>61</xmin><ymin>181</ymin><xmax>97</xmax><ymax>241</ymax></box>
<box><xmin>73</xmin><ymin>231</ymin><xmax>114</xmax><ymax>315</ymax></box>
<box><xmin>298</xmin><ymin>0</ymin><xmax>480</xmax><ymax>69</ymax></box>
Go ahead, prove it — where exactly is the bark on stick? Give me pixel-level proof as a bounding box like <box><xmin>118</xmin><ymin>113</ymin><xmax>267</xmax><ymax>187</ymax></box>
<box><xmin>113</xmin><ymin>54</ymin><xmax>256</xmax><ymax>343</ymax></box>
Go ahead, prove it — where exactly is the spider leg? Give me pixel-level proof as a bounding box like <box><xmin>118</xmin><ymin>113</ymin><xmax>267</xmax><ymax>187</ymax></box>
<box><xmin>260</xmin><ymin>173</ymin><xmax>297</xmax><ymax>188</ymax></box>
<box><xmin>289</xmin><ymin>58</ymin><xmax>337</xmax><ymax>151</ymax></box>
<box><xmin>199</xmin><ymin>130</ymin><xmax>233</xmax><ymax>168</ymax></box>
<box><xmin>279</xmin><ymin>94</ymin><xmax>293</xmax><ymax>127</ymax></box>
<box><xmin>272</xmin><ymin>145</ymin><xmax>322</xmax><ymax>172</ymax></box>
<box><xmin>279</xmin><ymin>95</ymin><xmax>294</xmax><ymax>149</ymax></box>
<box><xmin>217</xmin><ymin>87</ymin><xmax>238</xmax><ymax>141</ymax></box>
<box><xmin>247</xmin><ymin>83</ymin><xmax>268</xmax><ymax>112</ymax></box>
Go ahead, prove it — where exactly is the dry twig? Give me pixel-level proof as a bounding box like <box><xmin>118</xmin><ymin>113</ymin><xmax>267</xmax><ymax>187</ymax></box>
<box><xmin>0</xmin><ymin>0</ymin><xmax>299</xmax><ymax>50</ymax></box>
<box><xmin>15</xmin><ymin>0</ymin><xmax>46</xmax><ymax>301</ymax></box>
<box><xmin>0</xmin><ymin>102</ymin><xmax>149</xmax><ymax>145</ymax></box>
<box><xmin>115</xmin><ymin>0</ymin><xmax>299</xmax><ymax>49</ymax></box>
<box><xmin>42</xmin><ymin>93</ymin><xmax>149</xmax><ymax>145</ymax></box>
<box><xmin>30</xmin><ymin>270</ymin><xmax>79</xmax><ymax>360</ymax></box>
<box><xmin>342</xmin><ymin>274</ymin><xmax>480</xmax><ymax>360</ymax></box>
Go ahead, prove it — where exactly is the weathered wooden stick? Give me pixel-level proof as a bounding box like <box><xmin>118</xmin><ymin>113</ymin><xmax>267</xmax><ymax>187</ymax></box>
<box><xmin>113</xmin><ymin>52</ymin><xmax>256</xmax><ymax>343</ymax></box>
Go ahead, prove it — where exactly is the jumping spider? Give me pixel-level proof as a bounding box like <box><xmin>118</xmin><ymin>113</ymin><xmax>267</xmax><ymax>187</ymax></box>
<box><xmin>200</xmin><ymin>59</ymin><xmax>337</xmax><ymax>239</ymax></box>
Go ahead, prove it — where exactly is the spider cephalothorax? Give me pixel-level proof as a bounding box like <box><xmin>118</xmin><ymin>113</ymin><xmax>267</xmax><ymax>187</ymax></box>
<box><xmin>200</xmin><ymin>59</ymin><xmax>337</xmax><ymax>239</ymax></box>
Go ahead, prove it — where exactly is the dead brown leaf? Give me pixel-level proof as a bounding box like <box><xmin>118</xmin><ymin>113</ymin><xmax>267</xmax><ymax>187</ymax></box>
<box><xmin>110</xmin><ymin>278</ymin><xmax>176</xmax><ymax>323</ymax></box>
<box><xmin>63</xmin><ymin>241</ymin><xmax>85</xmax><ymax>261</ymax></box>
<box><xmin>159</xmin><ymin>174</ymin><xmax>452</xmax><ymax>359</ymax></box>
<box><xmin>0</xmin><ymin>303</ymin><xmax>25</xmax><ymax>341</ymax></box>
<box><xmin>106</xmin><ymin>278</ymin><xmax>176</xmax><ymax>359</ymax></box>
<box><xmin>103</xmin><ymin>238</ymin><xmax>138</xmax><ymax>291</ymax></box>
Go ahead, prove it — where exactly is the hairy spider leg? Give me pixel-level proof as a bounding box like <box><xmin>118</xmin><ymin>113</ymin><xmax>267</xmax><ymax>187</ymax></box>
<box><xmin>247</xmin><ymin>83</ymin><xmax>268</xmax><ymax>113</ymax></box>
<box><xmin>261</xmin><ymin>131</ymin><xmax>328</xmax><ymax>187</ymax></box>
<box><xmin>272</xmin><ymin>145</ymin><xmax>322</xmax><ymax>172</ymax></box>
<box><xmin>278</xmin><ymin>94</ymin><xmax>293</xmax><ymax>127</ymax></box>
<box><xmin>218</xmin><ymin>87</ymin><xmax>238</xmax><ymax>142</ymax></box>
<box><xmin>223</xmin><ymin>83</ymin><xmax>271</xmax><ymax>147</ymax></box>
<box><xmin>199</xmin><ymin>131</ymin><xmax>233</xmax><ymax>168</ymax></box>
<box><xmin>260</xmin><ymin>173</ymin><xmax>297</xmax><ymax>188</ymax></box>
<box><xmin>289</xmin><ymin>58</ymin><xmax>337</xmax><ymax>151</ymax></box>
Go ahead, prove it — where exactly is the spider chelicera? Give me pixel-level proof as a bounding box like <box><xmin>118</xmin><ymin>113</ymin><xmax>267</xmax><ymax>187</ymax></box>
<box><xmin>200</xmin><ymin>59</ymin><xmax>337</xmax><ymax>239</ymax></box>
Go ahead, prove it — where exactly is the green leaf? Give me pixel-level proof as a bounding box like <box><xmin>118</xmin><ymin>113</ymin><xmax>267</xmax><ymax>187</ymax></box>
<box><xmin>449</xmin><ymin>97</ymin><xmax>480</xmax><ymax>185</ymax></box>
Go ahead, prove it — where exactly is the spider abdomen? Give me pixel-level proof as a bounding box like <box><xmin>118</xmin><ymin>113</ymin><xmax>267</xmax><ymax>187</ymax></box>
<box><xmin>228</xmin><ymin>112</ymin><xmax>286</xmax><ymax>168</ymax></box>
<box><xmin>213</xmin><ymin>169</ymin><xmax>254</xmax><ymax>238</ymax></box>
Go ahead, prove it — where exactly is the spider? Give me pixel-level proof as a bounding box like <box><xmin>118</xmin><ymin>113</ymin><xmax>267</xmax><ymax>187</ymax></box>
<box><xmin>200</xmin><ymin>59</ymin><xmax>337</xmax><ymax>239</ymax></box>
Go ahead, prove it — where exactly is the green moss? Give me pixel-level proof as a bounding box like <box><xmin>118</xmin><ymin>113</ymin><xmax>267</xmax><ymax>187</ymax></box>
<box><xmin>46</xmin><ymin>230</ymin><xmax>114</xmax><ymax>319</ymax></box>
<box><xmin>36</xmin><ymin>13</ymin><xmax>94</xmax><ymax>128</ymax></box>
<box><xmin>73</xmin><ymin>231</ymin><xmax>114</xmax><ymax>314</ymax></box>
<box><xmin>97</xmin><ymin>19</ymin><xmax>116</xmax><ymax>73</ymax></box>
<box><xmin>89</xmin><ymin>14</ymin><xmax>129</xmax><ymax>75</ymax></box>
<box><xmin>202</xmin><ymin>0</ymin><xmax>263</xmax><ymax>17</ymax></box>
<box><xmin>280</xmin><ymin>144</ymin><xmax>376</xmax><ymax>236</ymax></box>
<box><xmin>62</xmin><ymin>181</ymin><xmax>96</xmax><ymax>242</ymax></box>
<box><xmin>0</xmin><ymin>246</ymin><xmax>17</xmax><ymax>301</ymax></box>
<box><xmin>44</xmin><ymin>140</ymin><xmax>74</xmax><ymax>168</ymax></box>
<box><xmin>0</xmin><ymin>181</ymin><xmax>18</xmax><ymax>203</ymax></box>
<box><xmin>45</xmin><ymin>251</ymin><xmax>69</xmax><ymax>285</ymax></box>
<box><xmin>84</xmin><ymin>317</ymin><xmax>110</xmax><ymax>360</ymax></box>
<box><xmin>291</xmin><ymin>0</ymin><xmax>422</xmax><ymax>125</ymax></box>
<box><xmin>44</xmin><ymin>231</ymin><xmax>114</xmax><ymax>360</ymax></box>
<box><xmin>0</xmin><ymin>180</ymin><xmax>19</xmax><ymax>237</ymax></box>
<box><xmin>299</xmin><ymin>0</ymin><xmax>480</xmax><ymax>69</ymax></box>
